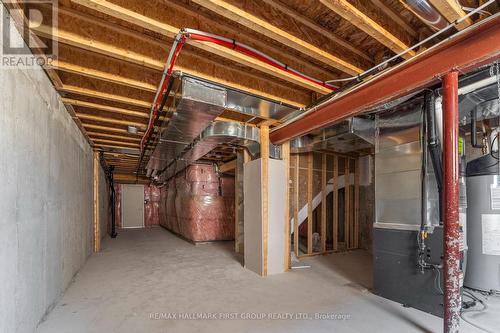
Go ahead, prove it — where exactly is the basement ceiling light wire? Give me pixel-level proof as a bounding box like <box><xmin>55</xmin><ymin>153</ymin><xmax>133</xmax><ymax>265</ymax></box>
<box><xmin>325</xmin><ymin>0</ymin><xmax>497</xmax><ymax>84</ymax></box>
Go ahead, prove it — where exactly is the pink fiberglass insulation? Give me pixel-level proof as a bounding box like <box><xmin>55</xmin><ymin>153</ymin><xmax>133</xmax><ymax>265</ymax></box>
<box><xmin>159</xmin><ymin>164</ymin><xmax>235</xmax><ymax>242</ymax></box>
<box><xmin>144</xmin><ymin>185</ymin><xmax>161</xmax><ymax>227</ymax></box>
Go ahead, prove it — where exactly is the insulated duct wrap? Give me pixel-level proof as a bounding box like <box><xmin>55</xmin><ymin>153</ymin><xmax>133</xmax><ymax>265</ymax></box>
<box><xmin>159</xmin><ymin>164</ymin><xmax>235</xmax><ymax>241</ymax></box>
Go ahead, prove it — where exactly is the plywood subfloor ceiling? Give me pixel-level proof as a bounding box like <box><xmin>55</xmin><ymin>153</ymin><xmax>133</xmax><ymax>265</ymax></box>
<box><xmin>7</xmin><ymin>0</ymin><xmax>498</xmax><ymax>177</ymax></box>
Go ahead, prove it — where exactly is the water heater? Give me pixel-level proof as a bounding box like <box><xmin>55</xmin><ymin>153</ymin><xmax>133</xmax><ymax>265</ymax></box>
<box><xmin>464</xmin><ymin>152</ymin><xmax>500</xmax><ymax>292</ymax></box>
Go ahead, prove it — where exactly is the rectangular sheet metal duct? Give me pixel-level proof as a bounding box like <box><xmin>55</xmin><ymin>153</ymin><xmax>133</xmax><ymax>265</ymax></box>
<box><xmin>147</xmin><ymin>75</ymin><xmax>296</xmax><ymax>181</ymax></box>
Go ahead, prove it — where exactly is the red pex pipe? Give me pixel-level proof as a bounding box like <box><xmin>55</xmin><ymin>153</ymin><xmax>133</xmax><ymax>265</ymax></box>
<box><xmin>141</xmin><ymin>36</ymin><xmax>186</xmax><ymax>151</ymax></box>
<box><xmin>442</xmin><ymin>71</ymin><xmax>461</xmax><ymax>333</ymax></box>
<box><xmin>188</xmin><ymin>33</ymin><xmax>337</xmax><ymax>90</ymax></box>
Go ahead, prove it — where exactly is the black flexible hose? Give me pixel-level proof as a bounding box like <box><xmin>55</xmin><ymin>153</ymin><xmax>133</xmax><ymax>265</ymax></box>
<box><xmin>425</xmin><ymin>91</ymin><xmax>444</xmax><ymax>222</ymax></box>
<box><xmin>107</xmin><ymin>166</ymin><xmax>117</xmax><ymax>238</ymax></box>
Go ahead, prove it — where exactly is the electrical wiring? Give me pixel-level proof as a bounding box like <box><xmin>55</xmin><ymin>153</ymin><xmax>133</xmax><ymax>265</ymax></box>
<box><xmin>461</xmin><ymin>289</ymin><xmax>494</xmax><ymax>333</ymax></box>
<box><xmin>325</xmin><ymin>0</ymin><xmax>497</xmax><ymax>84</ymax></box>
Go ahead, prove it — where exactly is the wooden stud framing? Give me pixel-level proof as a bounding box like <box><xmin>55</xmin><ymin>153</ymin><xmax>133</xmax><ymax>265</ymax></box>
<box><xmin>219</xmin><ymin>159</ymin><xmax>237</xmax><ymax>173</ymax></box>
<box><xmin>354</xmin><ymin>158</ymin><xmax>360</xmax><ymax>249</ymax></box>
<box><xmin>293</xmin><ymin>154</ymin><xmax>299</xmax><ymax>257</ymax></box>
<box><xmin>282</xmin><ymin>141</ymin><xmax>291</xmax><ymax>271</ymax></box>
<box><xmin>321</xmin><ymin>153</ymin><xmax>327</xmax><ymax>253</ymax></box>
<box><xmin>333</xmin><ymin>155</ymin><xmax>339</xmax><ymax>252</ymax></box>
<box><xmin>344</xmin><ymin>158</ymin><xmax>350</xmax><ymax>249</ymax></box>
<box><xmin>307</xmin><ymin>152</ymin><xmax>313</xmax><ymax>255</ymax></box>
<box><xmin>93</xmin><ymin>151</ymin><xmax>100</xmax><ymax>252</ymax></box>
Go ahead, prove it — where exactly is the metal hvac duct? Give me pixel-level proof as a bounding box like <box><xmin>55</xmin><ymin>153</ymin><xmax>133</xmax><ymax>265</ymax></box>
<box><xmin>404</xmin><ymin>0</ymin><xmax>448</xmax><ymax>30</ymax></box>
<box><xmin>147</xmin><ymin>76</ymin><xmax>227</xmax><ymax>173</ymax></box>
<box><xmin>147</xmin><ymin>75</ymin><xmax>296</xmax><ymax>181</ymax></box>
<box><xmin>290</xmin><ymin>117</ymin><xmax>375</xmax><ymax>154</ymax></box>
<box><xmin>159</xmin><ymin>121</ymin><xmax>260</xmax><ymax>182</ymax></box>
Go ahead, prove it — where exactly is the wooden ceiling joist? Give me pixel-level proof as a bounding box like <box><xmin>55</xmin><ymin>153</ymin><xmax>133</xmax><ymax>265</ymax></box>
<box><xmin>319</xmin><ymin>0</ymin><xmax>415</xmax><ymax>60</ymax></box>
<box><xmin>62</xmin><ymin>98</ymin><xmax>151</xmax><ymax>119</ymax></box>
<box><xmin>60</xmin><ymin>85</ymin><xmax>152</xmax><ymax>108</ymax></box>
<box><xmin>261</xmin><ymin>0</ymin><xmax>373</xmax><ymax>63</ymax></box>
<box><xmin>370</xmin><ymin>0</ymin><xmax>419</xmax><ymax>38</ymax></box>
<box><xmin>87</xmin><ymin>132</ymin><xmax>142</xmax><ymax>142</ymax></box>
<box><xmin>162</xmin><ymin>0</ymin><xmax>340</xmax><ymax>81</ymax></box>
<box><xmin>94</xmin><ymin>143</ymin><xmax>140</xmax><ymax>151</ymax></box>
<box><xmin>428</xmin><ymin>0</ymin><xmax>472</xmax><ymax>30</ymax></box>
<box><xmin>70</xmin><ymin>0</ymin><xmax>332</xmax><ymax>94</ymax></box>
<box><xmin>52</xmin><ymin>60</ymin><xmax>157</xmax><ymax>92</ymax></box>
<box><xmin>76</xmin><ymin>113</ymin><xmax>147</xmax><ymax>129</ymax></box>
<box><xmin>39</xmin><ymin>25</ymin><xmax>307</xmax><ymax>107</ymax></box>
<box><xmin>82</xmin><ymin>123</ymin><xmax>143</xmax><ymax>135</ymax></box>
<box><xmin>191</xmin><ymin>0</ymin><xmax>364</xmax><ymax>75</ymax></box>
<box><xmin>92</xmin><ymin>138</ymin><xmax>140</xmax><ymax>148</ymax></box>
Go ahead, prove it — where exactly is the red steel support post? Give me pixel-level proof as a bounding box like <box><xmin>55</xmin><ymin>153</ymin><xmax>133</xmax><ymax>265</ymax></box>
<box><xmin>442</xmin><ymin>71</ymin><xmax>461</xmax><ymax>333</ymax></box>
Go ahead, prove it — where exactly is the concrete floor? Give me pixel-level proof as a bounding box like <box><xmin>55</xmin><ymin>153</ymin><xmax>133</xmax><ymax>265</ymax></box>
<box><xmin>37</xmin><ymin>228</ymin><xmax>490</xmax><ymax>333</ymax></box>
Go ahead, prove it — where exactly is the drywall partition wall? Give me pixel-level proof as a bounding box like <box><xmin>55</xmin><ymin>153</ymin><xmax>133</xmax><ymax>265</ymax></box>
<box><xmin>0</xmin><ymin>15</ymin><xmax>95</xmax><ymax>333</ymax></box>
<box><xmin>244</xmin><ymin>158</ymin><xmax>286</xmax><ymax>276</ymax></box>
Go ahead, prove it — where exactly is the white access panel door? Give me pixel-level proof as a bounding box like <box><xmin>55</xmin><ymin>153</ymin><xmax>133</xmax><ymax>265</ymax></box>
<box><xmin>121</xmin><ymin>184</ymin><xmax>144</xmax><ymax>228</ymax></box>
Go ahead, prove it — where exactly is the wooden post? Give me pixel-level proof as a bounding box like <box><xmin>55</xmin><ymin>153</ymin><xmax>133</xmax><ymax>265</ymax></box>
<box><xmin>354</xmin><ymin>157</ymin><xmax>360</xmax><ymax>249</ymax></box>
<box><xmin>307</xmin><ymin>152</ymin><xmax>313</xmax><ymax>254</ymax></box>
<box><xmin>345</xmin><ymin>158</ymin><xmax>350</xmax><ymax>249</ymax></box>
<box><xmin>321</xmin><ymin>153</ymin><xmax>327</xmax><ymax>253</ymax></box>
<box><xmin>260</xmin><ymin>125</ymin><xmax>269</xmax><ymax>276</ymax></box>
<box><xmin>93</xmin><ymin>151</ymin><xmax>101</xmax><ymax>253</ymax></box>
<box><xmin>282</xmin><ymin>142</ymin><xmax>290</xmax><ymax>270</ymax></box>
<box><xmin>294</xmin><ymin>154</ymin><xmax>299</xmax><ymax>257</ymax></box>
<box><xmin>333</xmin><ymin>155</ymin><xmax>338</xmax><ymax>251</ymax></box>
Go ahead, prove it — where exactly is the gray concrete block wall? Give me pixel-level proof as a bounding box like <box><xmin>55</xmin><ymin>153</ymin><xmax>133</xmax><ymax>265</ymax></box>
<box><xmin>0</xmin><ymin>16</ymin><xmax>95</xmax><ymax>332</ymax></box>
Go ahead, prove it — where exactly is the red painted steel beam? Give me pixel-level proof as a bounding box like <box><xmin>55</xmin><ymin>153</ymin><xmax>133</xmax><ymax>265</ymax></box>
<box><xmin>270</xmin><ymin>15</ymin><xmax>500</xmax><ymax>144</ymax></box>
<box><xmin>442</xmin><ymin>71</ymin><xmax>461</xmax><ymax>333</ymax></box>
